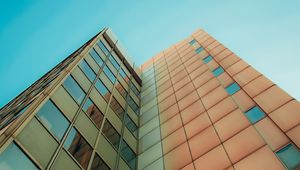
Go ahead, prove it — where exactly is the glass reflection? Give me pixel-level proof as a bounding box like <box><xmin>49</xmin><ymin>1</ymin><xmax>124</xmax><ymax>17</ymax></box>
<box><xmin>95</xmin><ymin>79</ymin><xmax>111</xmax><ymax>102</ymax></box>
<box><xmin>89</xmin><ymin>48</ymin><xmax>104</xmax><ymax>66</ymax></box>
<box><xmin>102</xmin><ymin>120</ymin><xmax>120</xmax><ymax>149</ymax></box>
<box><xmin>78</xmin><ymin>60</ymin><xmax>96</xmax><ymax>82</ymax></box>
<box><xmin>120</xmin><ymin>140</ymin><xmax>136</xmax><ymax>170</ymax></box>
<box><xmin>103</xmin><ymin>66</ymin><xmax>116</xmax><ymax>83</ymax></box>
<box><xmin>90</xmin><ymin>153</ymin><xmax>110</xmax><ymax>170</ymax></box>
<box><xmin>63</xmin><ymin>76</ymin><xmax>86</xmax><ymax>104</ymax></box>
<box><xmin>124</xmin><ymin>114</ymin><xmax>138</xmax><ymax>138</ymax></box>
<box><xmin>110</xmin><ymin>96</ymin><xmax>125</xmax><ymax>119</ymax></box>
<box><xmin>82</xmin><ymin>98</ymin><xmax>104</xmax><ymax>128</ymax></box>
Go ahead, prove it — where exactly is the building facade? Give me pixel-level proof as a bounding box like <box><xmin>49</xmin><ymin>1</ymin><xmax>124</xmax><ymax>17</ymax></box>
<box><xmin>0</xmin><ymin>28</ymin><xmax>300</xmax><ymax>170</ymax></box>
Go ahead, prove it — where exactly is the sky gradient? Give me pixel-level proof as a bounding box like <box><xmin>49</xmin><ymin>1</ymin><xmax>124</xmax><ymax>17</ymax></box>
<box><xmin>0</xmin><ymin>0</ymin><xmax>300</xmax><ymax>108</ymax></box>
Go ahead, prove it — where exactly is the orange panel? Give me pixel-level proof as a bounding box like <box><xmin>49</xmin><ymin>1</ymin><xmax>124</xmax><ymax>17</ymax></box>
<box><xmin>162</xmin><ymin>127</ymin><xmax>186</xmax><ymax>154</ymax></box>
<box><xmin>180</xmin><ymin>100</ymin><xmax>205</xmax><ymax>124</ymax></box>
<box><xmin>218</xmin><ymin>72</ymin><xmax>234</xmax><ymax>88</ymax></box>
<box><xmin>186</xmin><ymin>59</ymin><xmax>205</xmax><ymax>74</ymax></box>
<box><xmin>159</xmin><ymin>104</ymin><xmax>179</xmax><ymax>124</ymax></box>
<box><xmin>164</xmin><ymin>142</ymin><xmax>193</xmax><ymax>170</ymax></box>
<box><xmin>180</xmin><ymin>163</ymin><xmax>195</xmax><ymax>170</ymax></box>
<box><xmin>189</xmin><ymin>65</ymin><xmax>209</xmax><ymax>80</ymax></box>
<box><xmin>196</xmin><ymin>79</ymin><xmax>220</xmax><ymax>97</ymax></box>
<box><xmin>226</xmin><ymin>60</ymin><xmax>248</xmax><ymax>76</ymax></box>
<box><xmin>158</xmin><ymin>94</ymin><xmax>176</xmax><ymax>112</ymax></box>
<box><xmin>178</xmin><ymin>92</ymin><xmax>199</xmax><ymax>111</ymax></box>
<box><xmin>192</xmin><ymin>70</ymin><xmax>214</xmax><ymax>89</ymax></box>
<box><xmin>173</xmin><ymin>76</ymin><xmax>191</xmax><ymax>92</ymax></box>
<box><xmin>219</xmin><ymin>53</ymin><xmax>240</xmax><ymax>69</ymax></box>
<box><xmin>175</xmin><ymin>82</ymin><xmax>195</xmax><ymax>101</ymax></box>
<box><xmin>214</xmin><ymin>49</ymin><xmax>233</xmax><ymax>62</ymax></box>
<box><xmin>202</xmin><ymin>86</ymin><xmax>228</xmax><ymax>110</ymax></box>
<box><xmin>157</xmin><ymin>79</ymin><xmax>172</xmax><ymax>94</ymax></box>
<box><xmin>157</xmin><ymin>87</ymin><xmax>174</xmax><ymax>103</ymax></box>
<box><xmin>233</xmin><ymin>66</ymin><xmax>261</xmax><ymax>86</ymax></box>
<box><xmin>171</xmin><ymin>69</ymin><xmax>188</xmax><ymax>84</ymax></box>
<box><xmin>287</xmin><ymin>125</ymin><xmax>300</xmax><ymax>148</ymax></box>
<box><xmin>242</xmin><ymin>75</ymin><xmax>274</xmax><ymax>98</ymax></box>
<box><xmin>184</xmin><ymin>112</ymin><xmax>211</xmax><ymax>139</ymax></box>
<box><xmin>231</xmin><ymin>90</ymin><xmax>255</xmax><ymax>112</ymax></box>
<box><xmin>161</xmin><ymin>114</ymin><xmax>183</xmax><ymax>138</ymax></box>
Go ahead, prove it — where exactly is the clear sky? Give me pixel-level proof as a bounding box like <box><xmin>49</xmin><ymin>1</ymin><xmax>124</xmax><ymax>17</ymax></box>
<box><xmin>1</xmin><ymin>0</ymin><xmax>300</xmax><ymax>108</ymax></box>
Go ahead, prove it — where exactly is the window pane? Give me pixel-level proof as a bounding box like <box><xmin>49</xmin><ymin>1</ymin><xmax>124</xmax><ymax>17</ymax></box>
<box><xmin>119</xmin><ymin>68</ymin><xmax>127</xmax><ymax>79</ymax></box>
<box><xmin>64</xmin><ymin>128</ymin><xmax>93</xmax><ymax>169</ymax></box>
<box><xmin>0</xmin><ymin>142</ymin><xmax>38</xmax><ymax>170</ymax></box>
<box><xmin>212</xmin><ymin>67</ymin><xmax>224</xmax><ymax>77</ymax></box>
<box><xmin>102</xmin><ymin>120</ymin><xmax>120</xmax><ymax>149</ymax></box>
<box><xmin>116</xmin><ymin>81</ymin><xmax>127</xmax><ymax>99</ymax></box>
<box><xmin>244</xmin><ymin>106</ymin><xmax>266</xmax><ymax>124</ymax></box>
<box><xmin>130</xmin><ymin>83</ymin><xmax>140</xmax><ymax>97</ymax></box>
<box><xmin>37</xmin><ymin>100</ymin><xmax>69</xmax><ymax>140</ymax></box>
<box><xmin>103</xmin><ymin>66</ymin><xmax>116</xmax><ymax>83</ymax></box>
<box><xmin>128</xmin><ymin>96</ymin><xmax>139</xmax><ymax>115</ymax></box>
<box><xmin>95</xmin><ymin>79</ymin><xmax>111</xmax><ymax>102</ymax></box>
<box><xmin>90</xmin><ymin>153</ymin><xmax>110</xmax><ymax>170</ymax></box>
<box><xmin>82</xmin><ymin>98</ymin><xmax>104</xmax><ymax>128</ymax></box>
<box><xmin>97</xmin><ymin>41</ymin><xmax>110</xmax><ymax>56</ymax></box>
<box><xmin>124</xmin><ymin>114</ymin><xmax>138</xmax><ymax>138</ymax></box>
<box><xmin>110</xmin><ymin>96</ymin><xmax>125</xmax><ymax>119</ymax></box>
<box><xmin>63</xmin><ymin>76</ymin><xmax>86</xmax><ymax>104</ymax></box>
<box><xmin>89</xmin><ymin>48</ymin><xmax>104</xmax><ymax>66</ymax></box>
<box><xmin>189</xmin><ymin>39</ymin><xmax>196</xmax><ymax>45</ymax></box>
<box><xmin>108</xmin><ymin>55</ymin><xmax>120</xmax><ymax>69</ymax></box>
<box><xmin>203</xmin><ymin>55</ymin><xmax>213</xmax><ymax>63</ymax></box>
<box><xmin>78</xmin><ymin>60</ymin><xmax>96</xmax><ymax>82</ymax></box>
<box><xmin>225</xmin><ymin>82</ymin><xmax>240</xmax><ymax>95</ymax></box>
<box><xmin>195</xmin><ymin>47</ymin><xmax>204</xmax><ymax>54</ymax></box>
<box><xmin>276</xmin><ymin>143</ymin><xmax>300</xmax><ymax>169</ymax></box>
<box><xmin>120</xmin><ymin>140</ymin><xmax>136</xmax><ymax>170</ymax></box>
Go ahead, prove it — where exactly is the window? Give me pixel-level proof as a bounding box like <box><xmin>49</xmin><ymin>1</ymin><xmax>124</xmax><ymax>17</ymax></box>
<box><xmin>103</xmin><ymin>66</ymin><xmax>116</xmax><ymax>83</ymax></box>
<box><xmin>95</xmin><ymin>79</ymin><xmax>110</xmax><ymax>101</ymax></box>
<box><xmin>195</xmin><ymin>47</ymin><xmax>204</xmax><ymax>54</ymax></box>
<box><xmin>110</xmin><ymin>96</ymin><xmax>125</xmax><ymax>119</ymax></box>
<box><xmin>119</xmin><ymin>68</ymin><xmax>128</xmax><ymax>81</ymax></box>
<box><xmin>127</xmin><ymin>96</ymin><xmax>139</xmax><ymax>115</ymax></box>
<box><xmin>89</xmin><ymin>48</ymin><xmax>104</xmax><ymax>66</ymax></box>
<box><xmin>244</xmin><ymin>106</ymin><xmax>265</xmax><ymax>124</ymax></box>
<box><xmin>212</xmin><ymin>67</ymin><xmax>224</xmax><ymax>77</ymax></box>
<box><xmin>102</xmin><ymin>120</ymin><xmax>120</xmax><ymax>149</ymax></box>
<box><xmin>108</xmin><ymin>55</ymin><xmax>120</xmax><ymax>69</ymax></box>
<box><xmin>0</xmin><ymin>143</ymin><xmax>38</xmax><ymax>170</ymax></box>
<box><xmin>82</xmin><ymin>98</ymin><xmax>104</xmax><ymax>128</ymax></box>
<box><xmin>63</xmin><ymin>76</ymin><xmax>86</xmax><ymax>104</ymax></box>
<box><xmin>0</xmin><ymin>103</ymin><xmax>30</xmax><ymax>130</ymax></box>
<box><xmin>124</xmin><ymin>114</ymin><xmax>138</xmax><ymax>138</ymax></box>
<box><xmin>276</xmin><ymin>143</ymin><xmax>300</xmax><ymax>169</ymax></box>
<box><xmin>78</xmin><ymin>60</ymin><xmax>96</xmax><ymax>82</ymax></box>
<box><xmin>97</xmin><ymin>41</ymin><xmax>110</xmax><ymax>56</ymax></box>
<box><xmin>225</xmin><ymin>82</ymin><xmax>240</xmax><ymax>95</ymax></box>
<box><xmin>130</xmin><ymin>83</ymin><xmax>140</xmax><ymax>97</ymax></box>
<box><xmin>90</xmin><ymin>153</ymin><xmax>110</xmax><ymax>170</ymax></box>
<box><xmin>36</xmin><ymin>100</ymin><xmax>69</xmax><ymax>140</ymax></box>
<box><xmin>115</xmin><ymin>81</ymin><xmax>127</xmax><ymax>99</ymax></box>
<box><xmin>203</xmin><ymin>56</ymin><xmax>213</xmax><ymax>63</ymax></box>
<box><xmin>64</xmin><ymin>127</ymin><xmax>93</xmax><ymax>169</ymax></box>
<box><xmin>120</xmin><ymin>140</ymin><xmax>136</xmax><ymax>170</ymax></box>
<box><xmin>189</xmin><ymin>39</ymin><xmax>196</xmax><ymax>45</ymax></box>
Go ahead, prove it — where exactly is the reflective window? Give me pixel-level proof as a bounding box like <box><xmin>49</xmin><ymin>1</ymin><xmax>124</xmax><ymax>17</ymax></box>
<box><xmin>36</xmin><ymin>100</ymin><xmax>69</xmax><ymax>140</ymax></box>
<box><xmin>128</xmin><ymin>96</ymin><xmax>139</xmax><ymax>115</ymax></box>
<box><xmin>124</xmin><ymin>114</ymin><xmax>138</xmax><ymax>138</ymax></box>
<box><xmin>110</xmin><ymin>96</ymin><xmax>125</xmax><ymax>119</ymax></box>
<box><xmin>212</xmin><ymin>67</ymin><xmax>224</xmax><ymax>77</ymax></box>
<box><xmin>189</xmin><ymin>39</ymin><xmax>196</xmax><ymax>45</ymax></box>
<box><xmin>225</xmin><ymin>82</ymin><xmax>240</xmax><ymax>95</ymax></box>
<box><xmin>203</xmin><ymin>56</ymin><xmax>213</xmax><ymax>63</ymax></box>
<box><xmin>115</xmin><ymin>81</ymin><xmax>127</xmax><ymax>99</ymax></box>
<box><xmin>276</xmin><ymin>143</ymin><xmax>300</xmax><ymax>169</ymax></box>
<box><xmin>0</xmin><ymin>143</ymin><xmax>38</xmax><ymax>170</ymax></box>
<box><xmin>108</xmin><ymin>55</ymin><xmax>120</xmax><ymax>69</ymax></box>
<box><xmin>90</xmin><ymin>153</ymin><xmax>110</xmax><ymax>170</ymax></box>
<box><xmin>97</xmin><ymin>41</ymin><xmax>110</xmax><ymax>56</ymax></box>
<box><xmin>120</xmin><ymin>68</ymin><xmax>127</xmax><ymax>80</ymax></box>
<box><xmin>103</xmin><ymin>66</ymin><xmax>116</xmax><ymax>83</ymax></box>
<box><xmin>89</xmin><ymin>48</ymin><xmax>104</xmax><ymax>66</ymax></box>
<box><xmin>95</xmin><ymin>79</ymin><xmax>110</xmax><ymax>102</ymax></box>
<box><xmin>244</xmin><ymin>106</ymin><xmax>265</xmax><ymax>124</ymax></box>
<box><xmin>82</xmin><ymin>98</ymin><xmax>104</xmax><ymax>128</ymax></box>
<box><xmin>120</xmin><ymin>140</ymin><xmax>136</xmax><ymax>170</ymax></box>
<box><xmin>78</xmin><ymin>59</ymin><xmax>96</xmax><ymax>82</ymax></box>
<box><xmin>102</xmin><ymin>120</ymin><xmax>120</xmax><ymax>149</ymax></box>
<box><xmin>63</xmin><ymin>76</ymin><xmax>86</xmax><ymax>104</ymax></box>
<box><xmin>64</xmin><ymin>127</ymin><xmax>93</xmax><ymax>169</ymax></box>
<box><xmin>130</xmin><ymin>83</ymin><xmax>140</xmax><ymax>97</ymax></box>
<box><xmin>195</xmin><ymin>47</ymin><xmax>204</xmax><ymax>54</ymax></box>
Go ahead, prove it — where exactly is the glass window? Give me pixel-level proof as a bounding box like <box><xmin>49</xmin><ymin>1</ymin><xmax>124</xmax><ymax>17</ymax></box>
<box><xmin>103</xmin><ymin>66</ymin><xmax>116</xmax><ymax>83</ymax></box>
<box><xmin>95</xmin><ymin>79</ymin><xmax>111</xmax><ymax>101</ymax></box>
<box><xmin>115</xmin><ymin>81</ymin><xmax>127</xmax><ymax>99</ymax></box>
<box><xmin>120</xmin><ymin>68</ymin><xmax>127</xmax><ymax>80</ymax></box>
<box><xmin>64</xmin><ymin>127</ymin><xmax>93</xmax><ymax>169</ymax></box>
<box><xmin>89</xmin><ymin>48</ymin><xmax>104</xmax><ymax>66</ymax></box>
<box><xmin>110</xmin><ymin>96</ymin><xmax>125</xmax><ymax>119</ymax></box>
<box><xmin>225</xmin><ymin>82</ymin><xmax>241</xmax><ymax>95</ymax></box>
<box><xmin>78</xmin><ymin>60</ymin><xmax>96</xmax><ymax>82</ymax></box>
<box><xmin>276</xmin><ymin>143</ymin><xmax>300</xmax><ymax>169</ymax></box>
<box><xmin>36</xmin><ymin>100</ymin><xmax>69</xmax><ymax>140</ymax></box>
<box><xmin>90</xmin><ymin>153</ymin><xmax>110</xmax><ymax>170</ymax></box>
<box><xmin>97</xmin><ymin>41</ymin><xmax>110</xmax><ymax>56</ymax></box>
<box><xmin>195</xmin><ymin>47</ymin><xmax>204</xmax><ymax>54</ymax></box>
<box><xmin>120</xmin><ymin>140</ymin><xmax>136</xmax><ymax>170</ymax></box>
<box><xmin>102</xmin><ymin>120</ymin><xmax>120</xmax><ymax>149</ymax></box>
<box><xmin>128</xmin><ymin>96</ymin><xmax>139</xmax><ymax>115</ymax></box>
<box><xmin>82</xmin><ymin>98</ymin><xmax>104</xmax><ymax>128</ymax></box>
<box><xmin>108</xmin><ymin>55</ymin><xmax>120</xmax><ymax>69</ymax></box>
<box><xmin>244</xmin><ymin>106</ymin><xmax>266</xmax><ymax>124</ymax></box>
<box><xmin>189</xmin><ymin>39</ymin><xmax>196</xmax><ymax>45</ymax></box>
<box><xmin>212</xmin><ymin>67</ymin><xmax>224</xmax><ymax>77</ymax></box>
<box><xmin>0</xmin><ymin>142</ymin><xmax>38</xmax><ymax>170</ymax></box>
<box><xmin>124</xmin><ymin>114</ymin><xmax>138</xmax><ymax>138</ymax></box>
<box><xmin>63</xmin><ymin>76</ymin><xmax>86</xmax><ymax>104</ymax></box>
<box><xmin>203</xmin><ymin>55</ymin><xmax>213</xmax><ymax>63</ymax></box>
<box><xmin>130</xmin><ymin>83</ymin><xmax>140</xmax><ymax>97</ymax></box>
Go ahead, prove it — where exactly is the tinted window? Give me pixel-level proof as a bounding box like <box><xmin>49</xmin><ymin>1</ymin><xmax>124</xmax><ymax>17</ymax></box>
<box><xmin>95</xmin><ymin>79</ymin><xmax>110</xmax><ymax>101</ymax></box>
<box><xmin>115</xmin><ymin>81</ymin><xmax>127</xmax><ymax>98</ymax></box>
<box><xmin>276</xmin><ymin>143</ymin><xmax>300</xmax><ymax>169</ymax></box>
<box><xmin>63</xmin><ymin>76</ymin><xmax>86</xmax><ymax>104</ymax></box>
<box><xmin>110</xmin><ymin>97</ymin><xmax>125</xmax><ymax>119</ymax></box>
<box><xmin>130</xmin><ymin>83</ymin><xmax>140</xmax><ymax>97</ymax></box>
<box><xmin>189</xmin><ymin>39</ymin><xmax>196</xmax><ymax>45</ymax></box>
<box><xmin>128</xmin><ymin>96</ymin><xmax>139</xmax><ymax>115</ymax></box>
<box><xmin>102</xmin><ymin>120</ymin><xmax>120</xmax><ymax>149</ymax></box>
<box><xmin>108</xmin><ymin>55</ymin><xmax>120</xmax><ymax>69</ymax></box>
<box><xmin>244</xmin><ymin>106</ymin><xmax>265</xmax><ymax>124</ymax></box>
<box><xmin>89</xmin><ymin>48</ymin><xmax>104</xmax><ymax>66</ymax></box>
<box><xmin>78</xmin><ymin>60</ymin><xmax>96</xmax><ymax>82</ymax></box>
<box><xmin>212</xmin><ymin>67</ymin><xmax>224</xmax><ymax>77</ymax></box>
<box><xmin>0</xmin><ymin>143</ymin><xmax>38</xmax><ymax>170</ymax></box>
<box><xmin>225</xmin><ymin>82</ymin><xmax>240</xmax><ymax>95</ymax></box>
<box><xmin>103</xmin><ymin>66</ymin><xmax>116</xmax><ymax>83</ymax></box>
<box><xmin>119</xmin><ymin>68</ymin><xmax>127</xmax><ymax>80</ymax></box>
<box><xmin>120</xmin><ymin>140</ymin><xmax>136</xmax><ymax>170</ymax></box>
<box><xmin>82</xmin><ymin>98</ymin><xmax>104</xmax><ymax>128</ymax></box>
<box><xmin>90</xmin><ymin>153</ymin><xmax>110</xmax><ymax>170</ymax></box>
<box><xmin>203</xmin><ymin>56</ymin><xmax>213</xmax><ymax>63</ymax></box>
<box><xmin>37</xmin><ymin>100</ymin><xmax>69</xmax><ymax>140</ymax></box>
<box><xmin>124</xmin><ymin>114</ymin><xmax>138</xmax><ymax>138</ymax></box>
<box><xmin>97</xmin><ymin>41</ymin><xmax>110</xmax><ymax>56</ymax></box>
<box><xmin>64</xmin><ymin>128</ymin><xmax>93</xmax><ymax>169</ymax></box>
<box><xmin>195</xmin><ymin>47</ymin><xmax>204</xmax><ymax>54</ymax></box>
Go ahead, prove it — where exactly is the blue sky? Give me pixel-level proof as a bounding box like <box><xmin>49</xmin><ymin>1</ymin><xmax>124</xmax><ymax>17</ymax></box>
<box><xmin>0</xmin><ymin>0</ymin><xmax>300</xmax><ymax>108</ymax></box>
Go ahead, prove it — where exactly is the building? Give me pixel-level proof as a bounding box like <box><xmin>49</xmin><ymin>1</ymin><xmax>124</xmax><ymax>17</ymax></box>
<box><xmin>0</xmin><ymin>28</ymin><xmax>300</xmax><ymax>170</ymax></box>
